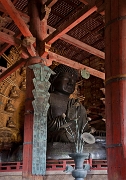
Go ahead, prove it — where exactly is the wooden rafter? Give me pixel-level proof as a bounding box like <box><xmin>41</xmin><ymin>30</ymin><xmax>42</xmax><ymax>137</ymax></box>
<box><xmin>48</xmin><ymin>51</ymin><xmax>105</xmax><ymax>80</ymax></box>
<box><xmin>0</xmin><ymin>7</ymin><xmax>104</xmax><ymax>60</ymax></box>
<box><xmin>0</xmin><ymin>0</ymin><xmax>36</xmax><ymax>57</ymax></box>
<box><xmin>0</xmin><ymin>29</ymin><xmax>105</xmax><ymax>80</ymax></box>
<box><xmin>45</xmin><ymin>0</ymin><xmax>58</xmax><ymax>8</ymax></box>
<box><xmin>79</xmin><ymin>0</ymin><xmax>88</xmax><ymax>5</ymax></box>
<box><xmin>60</xmin><ymin>34</ymin><xmax>105</xmax><ymax>59</ymax></box>
<box><xmin>0</xmin><ymin>0</ymin><xmax>32</xmax><ymax>37</ymax></box>
<box><xmin>0</xmin><ymin>1</ymin><xmax>105</xmax><ymax>81</ymax></box>
<box><xmin>48</xmin><ymin>26</ymin><xmax>105</xmax><ymax>59</ymax></box>
<box><xmin>44</xmin><ymin>5</ymin><xmax>97</xmax><ymax>45</ymax></box>
<box><xmin>0</xmin><ymin>31</ymin><xmax>22</xmax><ymax>46</ymax></box>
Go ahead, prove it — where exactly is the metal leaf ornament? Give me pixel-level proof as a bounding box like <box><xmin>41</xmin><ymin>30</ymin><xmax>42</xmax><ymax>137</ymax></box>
<box><xmin>81</xmin><ymin>132</ymin><xmax>95</xmax><ymax>144</ymax></box>
<box><xmin>81</xmin><ymin>69</ymin><xmax>90</xmax><ymax>79</ymax></box>
<box><xmin>60</xmin><ymin>122</ymin><xmax>72</xmax><ymax>129</ymax></box>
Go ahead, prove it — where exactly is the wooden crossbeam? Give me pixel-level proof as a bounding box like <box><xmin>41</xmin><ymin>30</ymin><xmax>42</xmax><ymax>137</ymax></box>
<box><xmin>45</xmin><ymin>0</ymin><xmax>58</xmax><ymax>8</ymax></box>
<box><xmin>0</xmin><ymin>0</ymin><xmax>32</xmax><ymax>37</ymax></box>
<box><xmin>0</xmin><ymin>0</ymin><xmax>36</xmax><ymax>57</ymax></box>
<box><xmin>60</xmin><ymin>34</ymin><xmax>105</xmax><ymax>59</ymax></box>
<box><xmin>48</xmin><ymin>51</ymin><xmax>105</xmax><ymax>79</ymax></box>
<box><xmin>0</xmin><ymin>6</ymin><xmax>104</xmax><ymax>60</ymax></box>
<box><xmin>44</xmin><ymin>5</ymin><xmax>97</xmax><ymax>45</ymax></box>
<box><xmin>0</xmin><ymin>31</ymin><xmax>21</xmax><ymax>45</ymax></box>
<box><xmin>0</xmin><ymin>2</ymin><xmax>104</xmax><ymax>80</ymax></box>
<box><xmin>48</xmin><ymin>26</ymin><xmax>105</xmax><ymax>59</ymax></box>
<box><xmin>79</xmin><ymin>0</ymin><xmax>88</xmax><ymax>5</ymax></box>
<box><xmin>0</xmin><ymin>24</ymin><xmax>105</xmax><ymax>79</ymax></box>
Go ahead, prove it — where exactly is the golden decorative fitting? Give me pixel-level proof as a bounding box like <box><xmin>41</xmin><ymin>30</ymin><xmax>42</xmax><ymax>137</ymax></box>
<box><xmin>2</xmin><ymin>46</ymin><xmax>22</xmax><ymax>67</ymax></box>
<box><xmin>0</xmin><ymin>16</ymin><xmax>6</xmax><ymax>23</ymax></box>
<box><xmin>41</xmin><ymin>5</ymin><xmax>51</xmax><ymax>20</ymax></box>
<box><xmin>45</xmin><ymin>42</ymin><xmax>51</xmax><ymax>52</ymax></box>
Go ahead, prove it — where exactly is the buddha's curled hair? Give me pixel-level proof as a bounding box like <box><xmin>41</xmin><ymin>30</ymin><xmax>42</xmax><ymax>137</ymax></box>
<box><xmin>49</xmin><ymin>64</ymin><xmax>78</xmax><ymax>82</ymax></box>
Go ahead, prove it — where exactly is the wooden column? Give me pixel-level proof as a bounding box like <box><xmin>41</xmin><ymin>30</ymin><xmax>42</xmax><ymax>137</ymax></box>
<box><xmin>105</xmin><ymin>0</ymin><xmax>126</xmax><ymax>179</ymax></box>
<box><xmin>28</xmin><ymin>0</ymin><xmax>49</xmax><ymax>56</ymax></box>
<box><xmin>23</xmin><ymin>61</ymin><xmax>34</xmax><ymax>178</ymax></box>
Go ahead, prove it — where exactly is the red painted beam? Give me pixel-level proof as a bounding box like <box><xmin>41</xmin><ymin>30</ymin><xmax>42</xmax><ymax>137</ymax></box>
<box><xmin>49</xmin><ymin>51</ymin><xmax>105</xmax><ymax>79</ymax></box>
<box><xmin>0</xmin><ymin>7</ymin><xmax>104</xmax><ymax>60</ymax></box>
<box><xmin>0</xmin><ymin>0</ymin><xmax>32</xmax><ymax>37</ymax></box>
<box><xmin>79</xmin><ymin>0</ymin><xmax>88</xmax><ymax>5</ymax></box>
<box><xmin>0</xmin><ymin>0</ymin><xmax>36</xmax><ymax>57</ymax></box>
<box><xmin>45</xmin><ymin>5</ymin><xmax>97</xmax><ymax>45</ymax></box>
<box><xmin>60</xmin><ymin>34</ymin><xmax>105</xmax><ymax>59</ymax></box>
<box><xmin>0</xmin><ymin>31</ymin><xmax>22</xmax><ymax>46</ymax></box>
<box><xmin>48</xmin><ymin>26</ymin><xmax>105</xmax><ymax>59</ymax></box>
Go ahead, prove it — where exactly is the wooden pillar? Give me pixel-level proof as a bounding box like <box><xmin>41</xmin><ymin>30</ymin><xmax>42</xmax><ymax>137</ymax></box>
<box><xmin>105</xmin><ymin>0</ymin><xmax>126</xmax><ymax>179</ymax></box>
<box><xmin>23</xmin><ymin>60</ymin><xmax>34</xmax><ymax>178</ymax></box>
<box><xmin>28</xmin><ymin>0</ymin><xmax>49</xmax><ymax>57</ymax></box>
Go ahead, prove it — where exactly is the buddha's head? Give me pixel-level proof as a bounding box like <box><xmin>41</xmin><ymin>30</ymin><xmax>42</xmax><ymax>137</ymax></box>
<box><xmin>49</xmin><ymin>64</ymin><xmax>78</xmax><ymax>95</ymax></box>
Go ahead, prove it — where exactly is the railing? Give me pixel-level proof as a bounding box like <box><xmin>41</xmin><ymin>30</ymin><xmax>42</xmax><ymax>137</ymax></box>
<box><xmin>0</xmin><ymin>159</ymin><xmax>107</xmax><ymax>172</ymax></box>
<box><xmin>0</xmin><ymin>162</ymin><xmax>23</xmax><ymax>172</ymax></box>
<box><xmin>46</xmin><ymin>159</ymin><xmax>107</xmax><ymax>171</ymax></box>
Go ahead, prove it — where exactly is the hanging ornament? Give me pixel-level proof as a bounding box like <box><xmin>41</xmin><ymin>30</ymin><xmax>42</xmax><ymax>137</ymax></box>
<box><xmin>81</xmin><ymin>69</ymin><xmax>90</xmax><ymax>79</ymax></box>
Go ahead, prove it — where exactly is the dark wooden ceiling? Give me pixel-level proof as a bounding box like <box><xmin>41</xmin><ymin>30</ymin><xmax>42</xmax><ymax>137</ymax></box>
<box><xmin>0</xmin><ymin>0</ymin><xmax>106</xmax><ymax>133</ymax></box>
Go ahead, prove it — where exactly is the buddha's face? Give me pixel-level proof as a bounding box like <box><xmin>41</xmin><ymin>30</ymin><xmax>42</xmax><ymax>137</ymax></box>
<box><xmin>53</xmin><ymin>72</ymin><xmax>76</xmax><ymax>95</ymax></box>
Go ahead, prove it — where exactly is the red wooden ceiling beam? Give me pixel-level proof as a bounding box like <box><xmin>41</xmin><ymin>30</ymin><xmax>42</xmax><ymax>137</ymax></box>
<box><xmin>0</xmin><ymin>31</ymin><xmax>22</xmax><ymax>46</ymax></box>
<box><xmin>0</xmin><ymin>0</ymin><xmax>36</xmax><ymax>57</ymax></box>
<box><xmin>48</xmin><ymin>26</ymin><xmax>105</xmax><ymax>59</ymax></box>
<box><xmin>48</xmin><ymin>51</ymin><xmax>105</xmax><ymax>79</ymax></box>
<box><xmin>44</xmin><ymin>5</ymin><xmax>97</xmax><ymax>45</ymax></box>
<box><xmin>0</xmin><ymin>6</ymin><xmax>104</xmax><ymax>59</ymax></box>
<box><xmin>61</xmin><ymin>34</ymin><xmax>105</xmax><ymax>59</ymax></box>
<box><xmin>0</xmin><ymin>0</ymin><xmax>32</xmax><ymax>37</ymax></box>
<box><xmin>79</xmin><ymin>0</ymin><xmax>88</xmax><ymax>5</ymax></box>
<box><xmin>45</xmin><ymin>0</ymin><xmax>58</xmax><ymax>8</ymax></box>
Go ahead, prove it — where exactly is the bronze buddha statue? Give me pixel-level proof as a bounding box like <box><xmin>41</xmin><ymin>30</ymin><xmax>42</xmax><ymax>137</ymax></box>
<box><xmin>47</xmin><ymin>64</ymin><xmax>89</xmax><ymax>142</ymax></box>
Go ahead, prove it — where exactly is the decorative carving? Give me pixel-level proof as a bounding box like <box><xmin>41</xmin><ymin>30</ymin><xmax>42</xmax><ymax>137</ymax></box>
<box><xmin>6</xmin><ymin>117</ymin><xmax>16</xmax><ymax>128</ymax></box>
<box><xmin>100</xmin><ymin>87</ymin><xmax>105</xmax><ymax>95</ymax></box>
<box><xmin>5</xmin><ymin>100</ymin><xmax>15</xmax><ymax>113</ymax></box>
<box><xmin>20</xmin><ymin>66</ymin><xmax>26</xmax><ymax>77</ymax></box>
<box><xmin>0</xmin><ymin>127</ymin><xmax>18</xmax><ymax>143</ymax></box>
<box><xmin>41</xmin><ymin>4</ymin><xmax>51</xmax><ymax>20</ymax></box>
<box><xmin>100</xmin><ymin>97</ymin><xmax>105</xmax><ymax>105</ymax></box>
<box><xmin>20</xmin><ymin>78</ymin><xmax>26</xmax><ymax>91</ymax></box>
<box><xmin>9</xmin><ymin>86</ymin><xmax>19</xmax><ymax>99</ymax></box>
<box><xmin>2</xmin><ymin>46</ymin><xmax>21</xmax><ymax>67</ymax></box>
